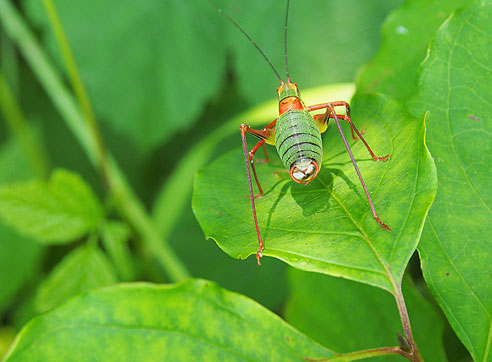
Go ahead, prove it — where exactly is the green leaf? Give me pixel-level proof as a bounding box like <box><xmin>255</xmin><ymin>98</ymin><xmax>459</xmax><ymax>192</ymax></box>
<box><xmin>193</xmin><ymin>93</ymin><xmax>437</xmax><ymax>292</ymax></box>
<box><xmin>0</xmin><ymin>169</ymin><xmax>104</xmax><ymax>243</ymax></box>
<box><xmin>22</xmin><ymin>0</ymin><xmax>401</xmax><ymax>153</ymax></box>
<box><xmin>409</xmin><ymin>1</ymin><xmax>492</xmax><ymax>360</ymax></box>
<box><xmin>22</xmin><ymin>0</ymin><xmax>227</xmax><ymax>153</ymax></box>
<box><xmin>285</xmin><ymin>269</ymin><xmax>447</xmax><ymax>362</ymax></box>
<box><xmin>34</xmin><ymin>243</ymin><xmax>117</xmax><ymax>313</ymax></box>
<box><xmin>0</xmin><ymin>326</ymin><xmax>15</xmax><ymax>360</ymax></box>
<box><xmin>227</xmin><ymin>0</ymin><xmax>403</xmax><ymax>106</ymax></box>
<box><xmin>356</xmin><ymin>0</ymin><xmax>473</xmax><ymax>101</ymax></box>
<box><xmin>5</xmin><ymin>280</ymin><xmax>333</xmax><ymax>361</ymax></box>
<box><xmin>0</xmin><ymin>224</ymin><xmax>42</xmax><ymax>314</ymax></box>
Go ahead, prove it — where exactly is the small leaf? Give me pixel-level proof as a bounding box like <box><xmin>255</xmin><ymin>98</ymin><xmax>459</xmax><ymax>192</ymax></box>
<box><xmin>0</xmin><ymin>139</ymin><xmax>43</xmax><ymax>314</ymax></box>
<box><xmin>356</xmin><ymin>0</ymin><xmax>473</xmax><ymax>101</ymax></box>
<box><xmin>0</xmin><ymin>224</ymin><xmax>42</xmax><ymax>314</ymax></box>
<box><xmin>0</xmin><ymin>169</ymin><xmax>104</xmax><ymax>243</ymax></box>
<box><xmin>409</xmin><ymin>1</ymin><xmax>492</xmax><ymax>360</ymax></box>
<box><xmin>101</xmin><ymin>221</ymin><xmax>134</xmax><ymax>281</ymax></box>
<box><xmin>285</xmin><ymin>269</ymin><xmax>447</xmax><ymax>362</ymax></box>
<box><xmin>193</xmin><ymin>94</ymin><xmax>437</xmax><ymax>292</ymax></box>
<box><xmin>5</xmin><ymin>280</ymin><xmax>333</xmax><ymax>361</ymax></box>
<box><xmin>34</xmin><ymin>243</ymin><xmax>117</xmax><ymax>313</ymax></box>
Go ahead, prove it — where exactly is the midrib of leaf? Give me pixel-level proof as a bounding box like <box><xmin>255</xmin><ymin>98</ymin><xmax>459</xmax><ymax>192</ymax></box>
<box><xmin>427</xmin><ymin>219</ymin><xmax>492</xmax><ymax>361</ymax></box>
<box><xmin>445</xmin><ymin>11</ymin><xmax>492</xmax><ymax>215</ymax></box>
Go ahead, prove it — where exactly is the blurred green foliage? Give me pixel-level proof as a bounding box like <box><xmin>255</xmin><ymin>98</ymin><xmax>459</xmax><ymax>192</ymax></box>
<box><xmin>0</xmin><ymin>0</ymin><xmax>488</xmax><ymax>360</ymax></box>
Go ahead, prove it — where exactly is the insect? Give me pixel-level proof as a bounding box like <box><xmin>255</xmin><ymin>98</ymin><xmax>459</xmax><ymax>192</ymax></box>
<box><xmin>209</xmin><ymin>0</ymin><xmax>391</xmax><ymax>265</ymax></box>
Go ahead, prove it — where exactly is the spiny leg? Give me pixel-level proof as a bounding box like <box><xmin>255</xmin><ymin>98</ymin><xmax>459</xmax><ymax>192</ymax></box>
<box><xmin>241</xmin><ymin>125</ymin><xmax>264</xmax><ymax>264</ymax></box>
<box><xmin>327</xmin><ymin>105</ymin><xmax>391</xmax><ymax>232</ymax></box>
<box><xmin>248</xmin><ymin>139</ymin><xmax>266</xmax><ymax>198</ymax></box>
<box><xmin>240</xmin><ymin>122</ymin><xmax>276</xmax><ymax>265</ymax></box>
<box><xmin>339</xmin><ymin>114</ymin><xmax>390</xmax><ymax>162</ymax></box>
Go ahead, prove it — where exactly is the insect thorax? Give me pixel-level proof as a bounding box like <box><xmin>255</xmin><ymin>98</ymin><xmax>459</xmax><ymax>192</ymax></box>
<box><xmin>275</xmin><ymin>110</ymin><xmax>323</xmax><ymax>169</ymax></box>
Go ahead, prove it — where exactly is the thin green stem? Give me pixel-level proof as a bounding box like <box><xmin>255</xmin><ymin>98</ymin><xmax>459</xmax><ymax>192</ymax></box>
<box><xmin>306</xmin><ymin>346</ymin><xmax>405</xmax><ymax>362</ymax></box>
<box><xmin>42</xmin><ymin>0</ymin><xmax>108</xmax><ymax>178</ymax></box>
<box><xmin>0</xmin><ymin>0</ymin><xmax>190</xmax><ymax>282</ymax></box>
<box><xmin>0</xmin><ymin>68</ymin><xmax>50</xmax><ymax>179</ymax></box>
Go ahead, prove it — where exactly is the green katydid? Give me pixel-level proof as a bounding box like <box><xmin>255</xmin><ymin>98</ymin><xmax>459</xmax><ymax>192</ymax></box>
<box><xmin>209</xmin><ymin>0</ymin><xmax>391</xmax><ymax>265</ymax></box>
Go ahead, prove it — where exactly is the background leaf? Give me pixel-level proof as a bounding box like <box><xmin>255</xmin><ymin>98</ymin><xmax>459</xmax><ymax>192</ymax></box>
<box><xmin>0</xmin><ymin>169</ymin><xmax>104</xmax><ymax>243</ymax></box>
<box><xmin>193</xmin><ymin>93</ymin><xmax>437</xmax><ymax>292</ymax></box>
<box><xmin>356</xmin><ymin>0</ymin><xmax>473</xmax><ymax>101</ymax></box>
<box><xmin>284</xmin><ymin>269</ymin><xmax>447</xmax><ymax>362</ymax></box>
<box><xmin>5</xmin><ymin>280</ymin><xmax>332</xmax><ymax>361</ymax></box>
<box><xmin>409</xmin><ymin>1</ymin><xmax>492</xmax><ymax>360</ymax></box>
<box><xmin>0</xmin><ymin>138</ymin><xmax>43</xmax><ymax>315</ymax></box>
<box><xmin>22</xmin><ymin>0</ymin><xmax>402</xmax><ymax>154</ymax></box>
<box><xmin>34</xmin><ymin>243</ymin><xmax>117</xmax><ymax>314</ymax></box>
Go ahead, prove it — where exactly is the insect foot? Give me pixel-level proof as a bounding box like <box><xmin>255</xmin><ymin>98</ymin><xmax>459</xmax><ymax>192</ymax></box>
<box><xmin>375</xmin><ymin>216</ymin><xmax>392</xmax><ymax>232</ymax></box>
<box><xmin>256</xmin><ymin>248</ymin><xmax>264</xmax><ymax>265</ymax></box>
<box><xmin>376</xmin><ymin>154</ymin><xmax>391</xmax><ymax>162</ymax></box>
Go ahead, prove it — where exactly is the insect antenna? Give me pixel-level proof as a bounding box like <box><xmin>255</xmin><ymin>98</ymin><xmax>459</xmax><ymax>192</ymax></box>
<box><xmin>284</xmin><ymin>0</ymin><xmax>291</xmax><ymax>82</ymax></box>
<box><xmin>207</xmin><ymin>0</ymin><xmax>284</xmax><ymax>83</ymax></box>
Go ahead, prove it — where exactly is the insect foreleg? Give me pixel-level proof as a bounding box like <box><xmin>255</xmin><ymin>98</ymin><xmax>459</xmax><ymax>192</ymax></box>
<box><xmin>240</xmin><ymin>121</ymin><xmax>277</xmax><ymax>265</ymax></box>
<box><xmin>328</xmin><ymin>105</ymin><xmax>391</xmax><ymax>232</ymax></box>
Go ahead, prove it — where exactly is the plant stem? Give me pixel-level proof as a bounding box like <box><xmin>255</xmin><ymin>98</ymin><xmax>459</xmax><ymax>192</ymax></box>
<box><xmin>0</xmin><ymin>68</ymin><xmax>50</xmax><ymax>179</ymax></box>
<box><xmin>306</xmin><ymin>346</ymin><xmax>406</xmax><ymax>362</ymax></box>
<box><xmin>42</xmin><ymin>0</ymin><xmax>108</xmax><ymax>180</ymax></box>
<box><xmin>393</xmin><ymin>282</ymin><xmax>423</xmax><ymax>362</ymax></box>
<box><xmin>0</xmin><ymin>0</ymin><xmax>190</xmax><ymax>282</ymax></box>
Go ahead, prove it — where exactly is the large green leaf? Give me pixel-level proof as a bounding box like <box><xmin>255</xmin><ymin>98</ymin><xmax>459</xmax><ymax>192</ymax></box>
<box><xmin>22</xmin><ymin>0</ymin><xmax>401</xmax><ymax>153</ymax></box>
<box><xmin>34</xmin><ymin>243</ymin><xmax>117</xmax><ymax>314</ymax></box>
<box><xmin>0</xmin><ymin>169</ymin><xmax>104</xmax><ymax>243</ymax></box>
<box><xmin>356</xmin><ymin>0</ymin><xmax>472</xmax><ymax>101</ymax></box>
<box><xmin>284</xmin><ymin>269</ymin><xmax>447</xmax><ymax>362</ymax></box>
<box><xmin>409</xmin><ymin>1</ymin><xmax>492</xmax><ymax>360</ymax></box>
<box><xmin>193</xmin><ymin>93</ymin><xmax>437</xmax><ymax>292</ymax></box>
<box><xmin>4</xmin><ymin>279</ymin><xmax>333</xmax><ymax>361</ymax></box>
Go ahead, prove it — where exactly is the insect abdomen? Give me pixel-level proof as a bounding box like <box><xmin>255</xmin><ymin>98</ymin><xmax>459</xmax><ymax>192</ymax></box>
<box><xmin>275</xmin><ymin>110</ymin><xmax>323</xmax><ymax>169</ymax></box>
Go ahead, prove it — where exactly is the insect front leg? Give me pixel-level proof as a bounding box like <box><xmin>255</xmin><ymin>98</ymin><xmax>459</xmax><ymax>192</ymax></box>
<box><xmin>240</xmin><ymin>121</ymin><xmax>276</xmax><ymax>265</ymax></box>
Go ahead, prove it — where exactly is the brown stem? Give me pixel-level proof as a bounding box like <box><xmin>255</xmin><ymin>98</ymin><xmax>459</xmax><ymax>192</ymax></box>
<box><xmin>393</xmin><ymin>282</ymin><xmax>423</xmax><ymax>362</ymax></box>
<box><xmin>305</xmin><ymin>346</ymin><xmax>410</xmax><ymax>362</ymax></box>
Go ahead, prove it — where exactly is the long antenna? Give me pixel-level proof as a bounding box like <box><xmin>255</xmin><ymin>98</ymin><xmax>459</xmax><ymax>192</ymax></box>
<box><xmin>207</xmin><ymin>0</ymin><xmax>284</xmax><ymax>83</ymax></box>
<box><xmin>284</xmin><ymin>0</ymin><xmax>291</xmax><ymax>82</ymax></box>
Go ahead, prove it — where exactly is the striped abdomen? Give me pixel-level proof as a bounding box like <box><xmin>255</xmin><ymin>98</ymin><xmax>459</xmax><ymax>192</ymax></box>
<box><xmin>275</xmin><ymin>110</ymin><xmax>323</xmax><ymax>169</ymax></box>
